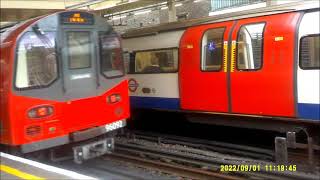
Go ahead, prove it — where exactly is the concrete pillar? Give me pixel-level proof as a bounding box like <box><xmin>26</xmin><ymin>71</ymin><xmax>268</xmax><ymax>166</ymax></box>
<box><xmin>167</xmin><ymin>0</ymin><xmax>177</xmax><ymax>22</ymax></box>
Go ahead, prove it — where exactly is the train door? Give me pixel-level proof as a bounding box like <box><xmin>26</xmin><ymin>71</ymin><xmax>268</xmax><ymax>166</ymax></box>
<box><xmin>62</xmin><ymin>30</ymin><xmax>97</xmax><ymax>99</ymax></box>
<box><xmin>180</xmin><ymin>21</ymin><xmax>234</xmax><ymax>112</ymax></box>
<box><xmin>297</xmin><ymin>11</ymin><xmax>320</xmax><ymax>120</ymax></box>
<box><xmin>229</xmin><ymin>13</ymin><xmax>301</xmax><ymax>117</ymax></box>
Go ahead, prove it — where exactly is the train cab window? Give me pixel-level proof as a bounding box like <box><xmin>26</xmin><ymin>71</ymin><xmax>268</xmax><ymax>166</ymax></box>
<box><xmin>201</xmin><ymin>28</ymin><xmax>225</xmax><ymax>71</ymax></box>
<box><xmin>99</xmin><ymin>32</ymin><xmax>124</xmax><ymax>78</ymax></box>
<box><xmin>15</xmin><ymin>31</ymin><xmax>57</xmax><ymax>89</ymax></box>
<box><xmin>299</xmin><ymin>34</ymin><xmax>320</xmax><ymax>69</ymax></box>
<box><xmin>237</xmin><ymin>23</ymin><xmax>265</xmax><ymax>70</ymax></box>
<box><xmin>133</xmin><ymin>48</ymin><xmax>178</xmax><ymax>74</ymax></box>
<box><xmin>67</xmin><ymin>32</ymin><xmax>92</xmax><ymax>69</ymax></box>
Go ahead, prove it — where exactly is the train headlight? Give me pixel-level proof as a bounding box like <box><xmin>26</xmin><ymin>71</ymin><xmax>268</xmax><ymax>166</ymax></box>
<box><xmin>28</xmin><ymin>106</ymin><xmax>54</xmax><ymax>119</ymax></box>
<box><xmin>107</xmin><ymin>94</ymin><xmax>121</xmax><ymax>104</ymax></box>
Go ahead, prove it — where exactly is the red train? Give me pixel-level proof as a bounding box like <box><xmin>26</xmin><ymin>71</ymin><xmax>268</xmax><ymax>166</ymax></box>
<box><xmin>123</xmin><ymin>2</ymin><xmax>319</xmax><ymax>139</ymax></box>
<box><xmin>0</xmin><ymin>11</ymin><xmax>130</xmax><ymax>163</ymax></box>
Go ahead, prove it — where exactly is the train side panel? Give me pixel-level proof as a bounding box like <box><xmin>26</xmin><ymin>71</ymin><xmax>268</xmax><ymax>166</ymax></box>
<box><xmin>123</xmin><ymin>30</ymin><xmax>184</xmax><ymax>110</ymax></box>
<box><xmin>0</xmin><ymin>43</ymin><xmax>13</xmax><ymax>144</ymax></box>
<box><xmin>1</xmin><ymin>19</ymin><xmax>40</xmax><ymax>145</ymax></box>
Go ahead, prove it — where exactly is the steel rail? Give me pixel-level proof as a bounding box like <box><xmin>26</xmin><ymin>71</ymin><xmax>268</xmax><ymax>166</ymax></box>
<box><xmin>115</xmin><ymin>137</ymin><xmax>319</xmax><ymax>180</ymax></box>
<box><xmin>107</xmin><ymin>153</ymin><xmax>241</xmax><ymax>180</ymax></box>
<box><xmin>128</xmin><ymin>130</ymin><xmax>274</xmax><ymax>158</ymax></box>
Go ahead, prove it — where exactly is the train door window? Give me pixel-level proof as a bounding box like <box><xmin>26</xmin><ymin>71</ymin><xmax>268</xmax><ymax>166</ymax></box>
<box><xmin>15</xmin><ymin>31</ymin><xmax>57</xmax><ymax>89</ymax></box>
<box><xmin>99</xmin><ymin>32</ymin><xmax>124</xmax><ymax>78</ymax></box>
<box><xmin>133</xmin><ymin>48</ymin><xmax>178</xmax><ymax>74</ymax></box>
<box><xmin>299</xmin><ymin>34</ymin><xmax>320</xmax><ymax>69</ymax></box>
<box><xmin>237</xmin><ymin>23</ymin><xmax>265</xmax><ymax>70</ymax></box>
<box><xmin>67</xmin><ymin>32</ymin><xmax>92</xmax><ymax>69</ymax></box>
<box><xmin>201</xmin><ymin>27</ymin><xmax>225</xmax><ymax>71</ymax></box>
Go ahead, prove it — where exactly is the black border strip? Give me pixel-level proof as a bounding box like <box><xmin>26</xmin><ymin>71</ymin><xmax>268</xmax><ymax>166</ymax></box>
<box><xmin>293</xmin><ymin>12</ymin><xmax>305</xmax><ymax>118</ymax></box>
<box><xmin>227</xmin><ymin>21</ymin><xmax>237</xmax><ymax>113</ymax></box>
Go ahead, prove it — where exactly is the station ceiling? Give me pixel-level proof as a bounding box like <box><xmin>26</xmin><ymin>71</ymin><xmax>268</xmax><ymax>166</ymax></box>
<box><xmin>0</xmin><ymin>0</ymin><xmax>166</xmax><ymax>23</ymax></box>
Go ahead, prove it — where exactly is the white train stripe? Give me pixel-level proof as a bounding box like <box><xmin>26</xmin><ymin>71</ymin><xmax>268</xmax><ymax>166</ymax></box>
<box><xmin>128</xmin><ymin>73</ymin><xmax>180</xmax><ymax>98</ymax></box>
<box><xmin>297</xmin><ymin>11</ymin><xmax>320</xmax><ymax>104</ymax></box>
<box><xmin>0</xmin><ymin>152</ymin><xmax>96</xmax><ymax>180</ymax></box>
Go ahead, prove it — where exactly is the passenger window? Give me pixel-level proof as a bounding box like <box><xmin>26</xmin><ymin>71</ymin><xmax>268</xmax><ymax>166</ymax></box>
<box><xmin>299</xmin><ymin>34</ymin><xmax>320</xmax><ymax>69</ymax></box>
<box><xmin>67</xmin><ymin>32</ymin><xmax>92</xmax><ymax>69</ymax></box>
<box><xmin>237</xmin><ymin>23</ymin><xmax>265</xmax><ymax>70</ymax></box>
<box><xmin>201</xmin><ymin>27</ymin><xmax>225</xmax><ymax>71</ymax></box>
<box><xmin>133</xmin><ymin>48</ymin><xmax>178</xmax><ymax>73</ymax></box>
<box><xmin>15</xmin><ymin>31</ymin><xmax>57</xmax><ymax>89</ymax></box>
<box><xmin>99</xmin><ymin>32</ymin><xmax>124</xmax><ymax>78</ymax></box>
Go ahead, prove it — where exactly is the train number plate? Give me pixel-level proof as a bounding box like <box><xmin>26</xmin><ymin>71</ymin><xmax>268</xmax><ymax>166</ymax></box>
<box><xmin>105</xmin><ymin>120</ymin><xmax>125</xmax><ymax>132</ymax></box>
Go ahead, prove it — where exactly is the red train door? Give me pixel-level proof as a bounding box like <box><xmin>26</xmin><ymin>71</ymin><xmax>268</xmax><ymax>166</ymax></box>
<box><xmin>229</xmin><ymin>13</ymin><xmax>301</xmax><ymax>117</ymax></box>
<box><xmin>180</xmin><ymin>21</ymin><xmax>235</xmax><ymax>112</ymax></box>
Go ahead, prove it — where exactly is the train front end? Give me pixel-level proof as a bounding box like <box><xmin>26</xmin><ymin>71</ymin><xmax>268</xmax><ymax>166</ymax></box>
<box><xmin>0</xmin><ymin>11</ymin><xmax>130</xmax><ymax>162</ymax></box>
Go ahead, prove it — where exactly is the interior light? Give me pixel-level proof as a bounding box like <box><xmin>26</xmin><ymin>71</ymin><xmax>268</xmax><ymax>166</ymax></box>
<box><xmin>112</xmin><ymin>15</ymin><xmax>127</xmax><ymax>20</ymax></box>
<box><xmin>134</xmin><ymin>10</ymin><xmax>151</xmax><ymax>15</ymax></box>
<box><xmin>161</xmin><ymin>6</ymin><xmax>168</xmax><ymax>10</ymax></box>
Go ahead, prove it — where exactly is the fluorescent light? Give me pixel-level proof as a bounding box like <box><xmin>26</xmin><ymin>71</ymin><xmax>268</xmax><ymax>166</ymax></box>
<box><xmin>94</xmin><ymin>4</ymin><xmax>116</xmax><ymax>10</ymax></box>
<box><xmin>175</xmin><ymin>3</ymin><xmax>182</xmax><ymax>7</ymax></box>
<box><xmin>134</xmin><ymin>10</ymin><xmax>151</xmax><ymax>15</ymax></box>
<box><xmin>161</xmin><ymin>6</ymin><xmax>168</xmax><ymax>10</ymax></box>
<box><xmin>194</xmin><ymin>0</ymin><xmax>203</xmax><ymax>3</ymax></box>
<box><xmin>112</xmin><ymin>15</ymin><xmax>127</xmax><ymax>20</ymax></box>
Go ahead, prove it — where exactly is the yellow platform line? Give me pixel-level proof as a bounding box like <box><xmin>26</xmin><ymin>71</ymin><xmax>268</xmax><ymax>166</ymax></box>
<box><xmin>0</xmin><ymin>164</ymin><xmax>45</xmax><ymax>180</ymax></box>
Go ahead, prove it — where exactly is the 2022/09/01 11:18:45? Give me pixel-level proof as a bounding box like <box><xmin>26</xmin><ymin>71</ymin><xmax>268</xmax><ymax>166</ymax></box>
<box><xmin>220</xmin><ymin>164</ymin><xmax>297</xmax><ymax>172</ymax></box>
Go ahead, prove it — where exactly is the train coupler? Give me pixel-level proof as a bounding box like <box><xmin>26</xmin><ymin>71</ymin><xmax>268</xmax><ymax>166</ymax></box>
<box><xmin>73</xmin><ymin>138</ymin><xmax>114</xmax><ymax>164</ymax></box>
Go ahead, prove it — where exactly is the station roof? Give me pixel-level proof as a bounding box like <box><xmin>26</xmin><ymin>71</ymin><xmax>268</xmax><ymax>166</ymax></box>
<box><xmin>122</xmin><ymin>1</ymin><xmax>319</xmax><ymax>38</ymax></box>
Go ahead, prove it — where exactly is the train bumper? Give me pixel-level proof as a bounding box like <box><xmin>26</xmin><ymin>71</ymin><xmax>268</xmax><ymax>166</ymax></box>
<box><xmin>20</xmin><ymin>119</ymin><xmax>126</xmax><ymax>153</ymax></box>
<box><xmin>71</xmin><ymin>119</ymin><xmax>126</xmax><ymax>142</ymax></box>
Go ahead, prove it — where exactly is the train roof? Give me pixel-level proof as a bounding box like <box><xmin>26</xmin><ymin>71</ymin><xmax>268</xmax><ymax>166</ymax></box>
<box><xmin>122</xmin><ymin>1</ymin><xmax>319</xmax><ymax>39</ymax></box>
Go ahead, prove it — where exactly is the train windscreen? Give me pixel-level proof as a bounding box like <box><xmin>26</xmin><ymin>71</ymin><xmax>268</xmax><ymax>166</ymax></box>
<box><xmin>99</xmin><ymin>32</ymin><xmax>124</xmax><ymax>78</ymax></box>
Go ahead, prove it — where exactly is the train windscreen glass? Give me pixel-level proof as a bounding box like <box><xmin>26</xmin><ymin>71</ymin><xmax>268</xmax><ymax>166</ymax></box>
<box><xmin>67</xmin><ymin>32</ymin><xmax>92</xmax><ymax>69</ymax></box>
<box><xmin>99</xmin><ymin>32</ymin><xmax>124</xmax><ymax>78</ymax></box>
<box><xmin>15</xmin><ymin>31</ymin><xmax>58</xmax><ymax>89</ymax></box>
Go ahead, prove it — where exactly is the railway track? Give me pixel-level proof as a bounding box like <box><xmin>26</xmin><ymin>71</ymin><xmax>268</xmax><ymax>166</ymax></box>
<box><xmin>111</xmin><ymin>131</ymin><xmax>319</xmax><ymax>180</ymax></box>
